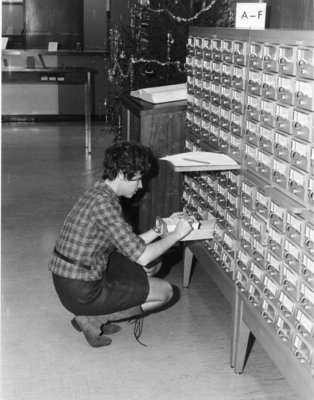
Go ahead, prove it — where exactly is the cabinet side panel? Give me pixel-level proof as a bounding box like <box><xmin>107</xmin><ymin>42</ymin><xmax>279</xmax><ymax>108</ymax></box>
<box><xmin>270</xmin><ymin>0</ymin><xmax>314</xmax><ymax>29</ymax></box>
<box><xmin>139</xmin><ymin>111</ymin><xmax>185</xmax><ymax>231</ymax></box>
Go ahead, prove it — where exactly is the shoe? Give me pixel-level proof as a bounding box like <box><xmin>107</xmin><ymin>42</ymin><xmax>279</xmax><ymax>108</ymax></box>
<box><xmin>102</xmin><ymin>305</ymin><xmax>144</xmax><ymax>322</ymax></box>
<box><xmin>71</xmin><ymin>318</ymin><xmax>83</xmax><ymax>332</ymax></box>
<box><xmin>100</xmin><ymin>322</ymin><xmax>121</xmax><ymax>335</ymax></box>
<box><xmin>71</xmin><ymin>316</ymin><xmax>112</xmax><ymax>347</ymax></box>
<box><xmin>71</xmin><ymin>318</ymin><xmax>121</xmax><ymax>335</ymax></box>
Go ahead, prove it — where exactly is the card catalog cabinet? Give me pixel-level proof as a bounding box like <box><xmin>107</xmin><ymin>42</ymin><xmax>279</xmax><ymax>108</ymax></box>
<box><xmin>184</xmin><ymin>27</ymin><xmax>314</xmax><ymax>399</ymax></box>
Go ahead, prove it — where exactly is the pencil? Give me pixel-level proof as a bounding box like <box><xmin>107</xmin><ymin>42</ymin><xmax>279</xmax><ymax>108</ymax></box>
<box><xmin>181</xmin><ymin>157</ymin><xmax>211</xmax><ymax>165</ymax></box>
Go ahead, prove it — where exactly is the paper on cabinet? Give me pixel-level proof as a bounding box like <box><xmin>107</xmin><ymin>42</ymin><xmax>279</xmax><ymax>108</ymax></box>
<box><xmin>130</xmin><ymin>83</ymin><xmax>186</xmax><ymax>104</ymax></box>
<box><xmin>160</xmin><ymin>151</ymin><xmax>240</xmax><ymax>172</ymax></box>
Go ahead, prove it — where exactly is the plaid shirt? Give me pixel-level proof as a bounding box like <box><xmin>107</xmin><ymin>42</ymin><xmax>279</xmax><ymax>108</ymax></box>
<box><xmin>48</xmin><ymin>180</ymin><xmax>146</xmax><ymax>281</ymax></box>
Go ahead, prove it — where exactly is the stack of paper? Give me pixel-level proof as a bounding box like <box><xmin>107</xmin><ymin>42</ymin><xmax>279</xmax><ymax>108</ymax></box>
<box><xmin>130</xmin><ymin>83</ymin><xmax>186</xmax><ymax>104</ymax></box>
<box><xmin>160</xmin><ymin>151</ymin><xmax>240</xmax><ymax>172</ymax></box>
<box><xmin>157</xmin><ymin>214</ymin><xmax>216</xmax><ymax>241</ymax></box>
<box><xmin>161</xmin><ymin>215</ymin><xmax>200</xmax><ymax>233</ymax></box>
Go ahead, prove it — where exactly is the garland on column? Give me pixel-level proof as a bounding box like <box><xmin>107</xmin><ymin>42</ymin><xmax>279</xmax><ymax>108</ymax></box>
<box><xmin>105</xmin><ymin>0</ymin><xmax>233</xmax><ymax>137</ymax></box>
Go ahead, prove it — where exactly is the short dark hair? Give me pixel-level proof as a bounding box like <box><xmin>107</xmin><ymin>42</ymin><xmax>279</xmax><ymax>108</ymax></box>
<box><xmin>102</xmin><ymin>141</ymin><xmax>153</xmax><ymax>181</ymax></box>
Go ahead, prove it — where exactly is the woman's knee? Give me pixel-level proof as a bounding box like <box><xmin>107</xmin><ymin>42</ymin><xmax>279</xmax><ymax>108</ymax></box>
<box><xmin>162</xmin><ymin>280</ymin><xmax>173</xmax><ymax>302</ymax></box>
<box><xmin>147</xmin><ymin>277</ymin><xmax>173</xmax><ymax>303</ymax></box>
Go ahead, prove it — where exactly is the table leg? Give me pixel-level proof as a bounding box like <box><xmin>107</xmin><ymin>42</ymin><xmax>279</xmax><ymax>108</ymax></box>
<box><xmin>85</xmin><ymin>71</ymin><xmax>92</xmax><ymax>154</ymax></box>
<box><xmin>126</xmin><ymin>109</ymin><xmax>131</xmax><ymax>141</ymax></box>
<box><xmin>231</xmin><ymin>288</ymin><xmax>252</xmax><ymax>373</ymax></box>
<box><xmin>183</xmin><ymin>245</ymin><xmax>194</xmax><ymax>288</ymax></box>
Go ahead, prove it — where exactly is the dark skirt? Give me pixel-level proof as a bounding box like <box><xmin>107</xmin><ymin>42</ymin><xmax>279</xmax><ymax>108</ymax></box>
<box><xmin>52</xmin><ymin>252</ymin><xmax>149</xmax><ymax>316</ymax></box>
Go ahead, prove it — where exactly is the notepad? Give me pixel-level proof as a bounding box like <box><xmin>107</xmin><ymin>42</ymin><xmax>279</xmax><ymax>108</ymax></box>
<box><xmin>160</xmin><ymin>151</ymin><xmax>240</xmax><ymax>172</ymax></box>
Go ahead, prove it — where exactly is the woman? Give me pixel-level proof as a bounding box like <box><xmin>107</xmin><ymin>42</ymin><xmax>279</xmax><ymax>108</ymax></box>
<box><xmin>49</xmin><ymin>141</ymin><xmax>193</xmax><ymax>347</ymax></box>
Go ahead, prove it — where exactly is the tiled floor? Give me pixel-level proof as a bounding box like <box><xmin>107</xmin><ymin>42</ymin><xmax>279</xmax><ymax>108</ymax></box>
<box><xmin>1</xmin><ymin>122</ymin><xmax>297</xmax><ymax>400</ymax></box>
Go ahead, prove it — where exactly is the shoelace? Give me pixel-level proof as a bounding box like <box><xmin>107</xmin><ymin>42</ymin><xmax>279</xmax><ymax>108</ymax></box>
<box><xmin>128</xmin><ymin>316</ymin><xmax>147</xmax><ymax>347</ymax></box>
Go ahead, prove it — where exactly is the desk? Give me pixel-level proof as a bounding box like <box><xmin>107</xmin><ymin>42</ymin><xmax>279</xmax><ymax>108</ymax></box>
<box><xmin>37</xmin><ymin>51</ymin><xmax>108</xmax><ymax>68</ymax></box>
<box><xmin>2</xmin><ymin>67</ymin><xmax>96</xmax><ymax>153</ymax></box>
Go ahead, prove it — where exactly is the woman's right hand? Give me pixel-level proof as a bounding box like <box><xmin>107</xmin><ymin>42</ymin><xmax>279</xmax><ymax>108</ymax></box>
<box><xmin>174</xmin><ymin>217</ymin><xmax>193</xmax><ymax>240</ymax></box>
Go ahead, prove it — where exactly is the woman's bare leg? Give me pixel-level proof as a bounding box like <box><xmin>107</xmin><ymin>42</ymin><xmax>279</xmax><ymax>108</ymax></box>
<box><xmin>141</xmin><ymin>276</ymin><xmax>173</xmax><ymax>313</ymax></box>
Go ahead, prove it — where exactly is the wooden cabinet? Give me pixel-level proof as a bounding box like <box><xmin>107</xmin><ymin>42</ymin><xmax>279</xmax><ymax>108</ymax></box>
<box><xmin>121</xmin><ymin>95</ymin><xmax>186</xmax><ymax>232</ymax></box>
<box><xmin>183</xmin><ymin>27</ymin><xmax>314</xmax><ymax>400</ymax></box>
